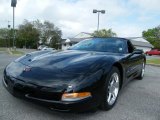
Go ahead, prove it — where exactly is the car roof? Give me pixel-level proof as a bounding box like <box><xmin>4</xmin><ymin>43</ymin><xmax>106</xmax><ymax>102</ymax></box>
<box><xmin>87</xmin><ymin>37</ymin><xmax>129</xmax><ymax>41</ymax></box>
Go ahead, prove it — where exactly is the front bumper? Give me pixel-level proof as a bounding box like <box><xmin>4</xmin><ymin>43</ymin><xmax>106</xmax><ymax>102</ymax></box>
<box><xmin>2</xmin><ymin>74</ymin><xmax>98</xmax><ymax>112</ymax></box>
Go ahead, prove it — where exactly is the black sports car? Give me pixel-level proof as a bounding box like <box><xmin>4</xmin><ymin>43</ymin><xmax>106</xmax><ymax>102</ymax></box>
<box><xmin>3</xmin><ymin>37</ymin><xmax>146</xmax><ymax>112</ymax></box>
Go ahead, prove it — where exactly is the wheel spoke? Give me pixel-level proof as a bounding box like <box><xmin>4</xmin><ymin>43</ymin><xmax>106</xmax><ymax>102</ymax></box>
<box><xmin>110</xmin><ymin>78</ymin><xmax>114</xmax><ymax>86</ymax></box>
<box><xmin>111</xmin><ymin>92</ymin><xmax>116</xmax><ymax>101</ymax></box>
<box><xmin>107</xmin><ymin>93</ymin><xmax>112</xmax><ymax>103</ymax></box>
<box><xmin>113</xmin><ymin>81</ymin><xmax>119</xmax><ymax>88</ymax></box>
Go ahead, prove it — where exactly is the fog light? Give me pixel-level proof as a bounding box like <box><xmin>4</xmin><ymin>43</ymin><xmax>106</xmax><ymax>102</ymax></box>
<box><xmin>61</xmin><ymin>92</ymin><xmax>91</xmax><ymax>101</ymax></box>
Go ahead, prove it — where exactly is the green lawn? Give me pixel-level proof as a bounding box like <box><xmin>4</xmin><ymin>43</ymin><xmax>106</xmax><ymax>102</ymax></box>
<box><xmin>147</xmin><ymin>59</ymin><xmax>160</xmax><ymax>65</ymax></box>
<box><xmin>10</xmin><ymin>50</ymin><xmax>24</xmax><ymax>55</ymax></box>
<box><xmin>0</xmin><ymin>48</ymin><xmax>24</xmax><ymax>55</ymax></box>
<box><xmin>0</xmin><ymin>48</ymin><xmax>7</xmax><ymax>51</ymax></box>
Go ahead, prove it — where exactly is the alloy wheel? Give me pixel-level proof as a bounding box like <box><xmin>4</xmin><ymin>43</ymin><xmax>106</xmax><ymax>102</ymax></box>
<box><xmin>107</xmin><ymin>73</ymin><xmax>120</xmax><ymax>105</ymax></box>
<box><xmin>141</xmin><ymin>62</ymin><xmax>145</xmax><ymax>78</ymax></box>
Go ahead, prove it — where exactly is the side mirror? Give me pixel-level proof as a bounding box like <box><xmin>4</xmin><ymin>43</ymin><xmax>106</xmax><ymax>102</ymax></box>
<box><xmin>132</xmin><ymin>49</ymin><xmax>143</xmax><ymax>54</ymax></box>
<box><xmin>126</xmin><ymin>49</ymin><xmax>143</xmax><ymax>59</ymax></box>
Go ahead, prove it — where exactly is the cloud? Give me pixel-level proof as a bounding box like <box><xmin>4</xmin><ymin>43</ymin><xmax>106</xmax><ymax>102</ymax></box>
<box><xmin>130</xmin><ymin>0</ymin><xmax>160</xmax><ymax>12</ymax></box>
<box><xmin>0</xmin><ymin>0</ymin><xmax>160</xmax><ymax>38</ymax></box>
<box><xmin>114</xmin><ymin>24</ymin><xmax>143</xmax><ymax>37</ymax></box>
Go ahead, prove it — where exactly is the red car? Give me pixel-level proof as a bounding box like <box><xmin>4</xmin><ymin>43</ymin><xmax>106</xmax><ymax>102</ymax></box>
<box><xmin>145</xmin><ymin>49</ymin><xmax>160</xmax><ymax>55</ymax></box>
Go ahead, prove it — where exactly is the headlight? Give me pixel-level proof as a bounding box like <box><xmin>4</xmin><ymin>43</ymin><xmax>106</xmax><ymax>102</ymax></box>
<box><xmin>61</xmin><ymin>92</ymin><xmax>91</xmax><ymax>101</ymax></box>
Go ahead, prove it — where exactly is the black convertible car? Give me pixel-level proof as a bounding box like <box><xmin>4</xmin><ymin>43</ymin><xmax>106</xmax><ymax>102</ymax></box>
<box><xmin>3</xmin><ymin>37</ymin><xmax>146</xmax><ymax>112</ymax></box>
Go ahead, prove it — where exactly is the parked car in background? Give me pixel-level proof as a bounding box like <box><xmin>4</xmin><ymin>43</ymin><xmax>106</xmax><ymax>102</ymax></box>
<box><xmin>41</xmin><ymin>47</ymin><xmax>56</xmax><ymax>51</ymax></box>
<box><xmin>145</xmin><ymin>49</ymin><xmax>160</xmax><ymax>56</ymax></box>
<box><xmin>38</xmin><ymin>45</ymin><xmax>48</xmax><ymax>50</ymax></box>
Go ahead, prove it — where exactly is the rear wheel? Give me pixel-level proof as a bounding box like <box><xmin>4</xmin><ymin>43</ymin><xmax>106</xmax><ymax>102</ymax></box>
<box><xmin>137</xmin><ymin>62</ymin><xmax>145</xmax><ymax>80</ymax></box>
<box><xmin>100</xmin><ymin>67</ymin><xmax>120</xmax><ymax>110</ymax></box>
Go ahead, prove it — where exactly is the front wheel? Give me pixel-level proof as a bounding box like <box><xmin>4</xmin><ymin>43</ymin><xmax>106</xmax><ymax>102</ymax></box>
<box><xmin>100</xmin><ymin>67</ymin><xmax>120</xmax><ymax>110</ymax></box>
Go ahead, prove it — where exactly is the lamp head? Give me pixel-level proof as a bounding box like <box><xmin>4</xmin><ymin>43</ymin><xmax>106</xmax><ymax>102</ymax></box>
<box><xmin>11</xmin><ymin>0</ymin><xmax>17</xmax><ymax>7</ymax></box>
<box><xmin>93</xmin><ymin>9</ymin><xmax>97</xmax><ymax>13</ymax></box>
<box><xmin>101</xmin><ymin>10</ymin><xmax>105</xmax><ymax>14</ymax></box>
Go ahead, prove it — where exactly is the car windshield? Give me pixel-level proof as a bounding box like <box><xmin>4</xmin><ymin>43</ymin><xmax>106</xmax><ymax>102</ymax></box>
<box><xmin>69</xmin><ymin>38</ymin><xmax>126</xmax><ymax>53</ymax></box>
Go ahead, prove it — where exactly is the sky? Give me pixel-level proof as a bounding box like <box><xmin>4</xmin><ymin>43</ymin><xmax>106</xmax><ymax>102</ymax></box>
<box><xmin>0</xmin><ymin>0</ymin><xmax>160</xmax><ymax>38</ymax></box>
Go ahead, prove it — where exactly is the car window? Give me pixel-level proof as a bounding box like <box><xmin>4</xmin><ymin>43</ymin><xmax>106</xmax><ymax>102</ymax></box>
<box><xmin>69</xmin><ymin>38</ymin><xmax>126</xmax><ymax>53</ymax></box>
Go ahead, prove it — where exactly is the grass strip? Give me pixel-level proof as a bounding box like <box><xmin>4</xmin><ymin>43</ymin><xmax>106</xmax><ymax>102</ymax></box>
<box><xmin>147</xmin><ymin>59</ymin><xmax>160</xmax><ymax>65</ymax></box>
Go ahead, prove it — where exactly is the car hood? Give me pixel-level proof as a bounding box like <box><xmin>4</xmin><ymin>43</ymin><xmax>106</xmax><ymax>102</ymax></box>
<box><xmin>6</xmin><ymin>50</ymin><xmax>124</xmax><ymax>88</ymax></box>
<box><xmin>17</xmin><ymin>50</ymin><xmax>123</xmax><ymax>73</ymax></box>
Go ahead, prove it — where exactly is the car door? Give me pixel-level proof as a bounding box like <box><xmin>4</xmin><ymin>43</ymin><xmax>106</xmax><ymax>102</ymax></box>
<box><xmin>123</xmin><ymin>40</ymin><xmax>143</xmax><ymax>82</ymax></box>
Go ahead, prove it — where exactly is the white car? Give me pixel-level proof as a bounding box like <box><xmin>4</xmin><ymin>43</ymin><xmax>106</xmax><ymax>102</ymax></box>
<box><xmin>41</xmin><ymin>47</ymin><xmax>56</xmax><ymax>51</ymax></box>
<box><xmin>38</xmin><ymin>45</ymin><xmax>47</xmax><ymax>50</ymax></box>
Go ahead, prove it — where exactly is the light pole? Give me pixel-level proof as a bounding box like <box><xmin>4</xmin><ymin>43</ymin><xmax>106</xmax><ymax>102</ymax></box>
<box><xmin>11</xmin><ymin>0</ymin><xmax>17</xmax><ymax>49</ymax></box>
<box><xmin>8</xmin><ymin>21</ymin><xmax>11</xmax><ymax>48</ymax></box>
<box><xmin>93</xmin><ymin>9</ymin><xmax>105</xmax><ymax>31</ymax></box>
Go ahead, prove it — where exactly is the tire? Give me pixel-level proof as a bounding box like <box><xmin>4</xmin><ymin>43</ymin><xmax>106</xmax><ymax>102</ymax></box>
<box><xmin>137</xmin><ymin>61</ymin><xmax>145</xmax><ymax>80</ymax></box>
<box><xmin>100</xmin><ymin>67</ymin><xmax>120</xmax><ymax>110</ymax></box>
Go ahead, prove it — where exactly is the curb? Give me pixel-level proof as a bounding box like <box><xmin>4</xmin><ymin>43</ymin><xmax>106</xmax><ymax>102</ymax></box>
<box><xmin>146</xmin><ymin>63</ymin><xmax>160</xmax><ymax>67</ymax></box>
<box><xmin>7</xmin><ymin>48</ymin><xmax>13</xmax><ymax>55</ymax></box>
<box><xmin>7</xmin><ymin>48</ymin><xmax>24</xmax><ymax>56</ymax></box>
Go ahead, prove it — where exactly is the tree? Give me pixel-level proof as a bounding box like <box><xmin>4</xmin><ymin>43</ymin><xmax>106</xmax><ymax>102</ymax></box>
<box><xmin>17</xmin><ymin>20</ymin><xmax>39</xmax><ymax>48</ymax></box>
<box><xmin>92</xmin><ymin>29</ymin><xmax>117</xmax><ymax>37</ymax></box>
<box><xmin>15</xmin><ymin>19</ymin><xmax>62</xmax><ymax>49</ymax></box>
<box><xmin>33</xmin><ymin>19</ymin><xmax>43</xmax><ymax>45</ymax></box>
<box><xmin>142</xmin><ymin>26</ymin><xmax>160</xmax><ymax>49</ymax></box>
<box><xmin>33</xmin><ymin>20</ymin><xmax>62</xmax><ymax>49</ymax></box>
<box><xmin>0</xmin><ymin>28</ymin><xmax>12</xmax><ymax>47</ymax></box>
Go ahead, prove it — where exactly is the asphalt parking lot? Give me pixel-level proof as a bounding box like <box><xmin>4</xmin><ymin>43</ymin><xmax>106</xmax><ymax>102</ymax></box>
<box><xmin>0</xmin><ymin>52</ymin><xmax>160</xmax><ymax>120</ymax></box>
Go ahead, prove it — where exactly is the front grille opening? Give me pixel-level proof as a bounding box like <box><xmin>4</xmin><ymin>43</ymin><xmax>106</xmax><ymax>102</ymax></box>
<box><xmin>14</xmin><ymin>85</ymin><xmax>62</xmax><ymax>101</ymax></box>
<box><xmin>30</xmin><ymin>92</ymin><xmax>62</xmax><ymax>101</ymax></box>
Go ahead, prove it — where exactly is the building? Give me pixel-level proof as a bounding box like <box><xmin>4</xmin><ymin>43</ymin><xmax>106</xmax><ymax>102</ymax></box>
<box><xmin>129</xmin><ymin>37</ymin><xmax>153</xmax><ymax>52</ymax></box>
<box><xmin>61</xmin><ymin>32</ymin><xmax>92</xmax><ymax>50</ymax></box>
<box><xmin>61</xmin><ymin>33</ymin><xmax>153</xmax><ymax>52</ymax></box>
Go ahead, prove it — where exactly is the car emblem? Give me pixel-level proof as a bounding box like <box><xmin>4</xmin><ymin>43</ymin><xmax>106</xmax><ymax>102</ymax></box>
<box><xmin>23</xmin><ymin>66</ymin><xmax>31</xmax><ymax>72</ymax></box>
